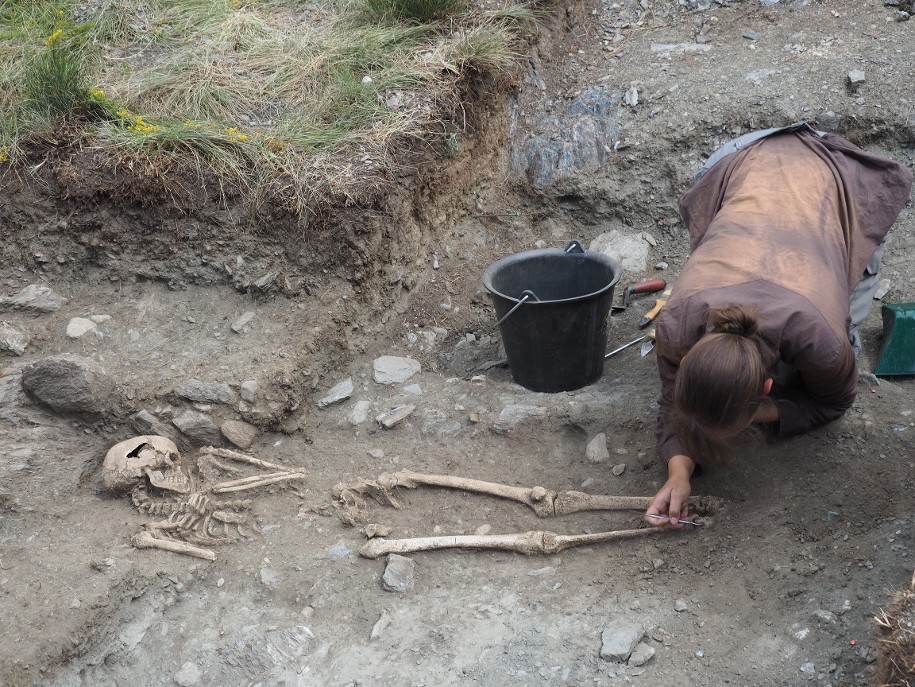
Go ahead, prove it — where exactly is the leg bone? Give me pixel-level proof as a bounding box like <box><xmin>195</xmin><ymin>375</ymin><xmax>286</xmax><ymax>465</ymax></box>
<box><xmin>338</xmin><ymin>470</ymin><xmax>723</xmax><ymax>518</ymax></box>
<box><xmin>132</xmin><ymin>530</ymin><xmax>217</xmax><ymax>560</ymax></box>
<box><xmin>359</xmin><ymin>527</ymin><xmax>666</xmax><ymax>559</ymax></box>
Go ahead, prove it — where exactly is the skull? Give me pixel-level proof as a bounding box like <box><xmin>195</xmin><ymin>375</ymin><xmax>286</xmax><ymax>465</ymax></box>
<box><xmin>103</xmin><ymin>435</ymin><xmax>190</xmax><ymax>494</ymax></box>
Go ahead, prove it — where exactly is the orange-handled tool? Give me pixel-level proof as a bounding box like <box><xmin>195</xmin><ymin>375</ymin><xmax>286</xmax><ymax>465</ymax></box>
<box><xmin>639</xmin><ymin>285</ymin><xmax>673</xmax><ymax>329</ymax></box>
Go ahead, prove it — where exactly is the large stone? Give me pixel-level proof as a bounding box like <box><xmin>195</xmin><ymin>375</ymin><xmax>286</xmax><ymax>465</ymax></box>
<box><xmin>21</xmin><ymin>355</ymin><xmax>116</xmax><ymax>414</ymax></box>
<box><xmin>175</xmin><ymin>379</ymin><xmax>237</xmax><ymax>405</ymax></box>
<box><xmin>513</xmin><ymin>86</ymin><xmax>621</xmax><ymax>190</ymax></box>
<box><xmin>172</xmin><ymin>410</ymin><xmax>223</xmax><ymax>446</ymax></box>
<box><xmin>0</xmin><ymin>321</ymin><xmax>30</xmax><ymax>355</ymax></box>
<box><xmin>0</xmin><ymin>284</ymin><xmax>65</xmax><ymax>313</ymax></box>
<box><xmin>373</xmin><ymin>356</ymin><xmax>421</xmax><ymax>384</ymax></box>
<box><xmin>382</xmin><ymin>554</ymin><xmax>416</xmax><ymax>593</ymax></box>
<box><xmin>221</xmin><ymin>419</ymin><xmax>258</xmax><ymax>449</ymax></box>
<box><xmin>590</xmin><ymin>230</ymin><xmax>649</xmax><ymax>273</ymax></box>
<box><xmin>600</xmin><ymin>620</ymin><xmax>645</xmax><ymax>662</ymax></box>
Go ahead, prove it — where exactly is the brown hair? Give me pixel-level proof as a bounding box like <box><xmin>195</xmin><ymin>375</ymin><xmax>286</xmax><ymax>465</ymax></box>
<box><xmin>670</xmin><ymin>305</ymin><xmax>773</xmax><ymax>466</ymax></box>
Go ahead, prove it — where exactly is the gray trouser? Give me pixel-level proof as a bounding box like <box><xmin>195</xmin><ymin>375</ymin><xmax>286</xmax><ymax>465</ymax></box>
<box><xmin>848</xmin><ymin>238</ymin><xmax>887</xmax><ymax>356</ymax></box>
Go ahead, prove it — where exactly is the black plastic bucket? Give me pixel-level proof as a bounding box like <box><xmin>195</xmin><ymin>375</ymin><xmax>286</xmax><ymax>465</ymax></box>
<box><xmin>483</xmin><ymin>241</ymin><xmax>622</xmax><ymax>392</ymax></box>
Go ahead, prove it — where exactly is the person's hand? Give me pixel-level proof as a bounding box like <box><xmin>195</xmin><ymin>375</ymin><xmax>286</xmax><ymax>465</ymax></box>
<box><xmin>645</xmin><ymin>454</ymin><xmax>694</xmax><ymax>529</ymax></box>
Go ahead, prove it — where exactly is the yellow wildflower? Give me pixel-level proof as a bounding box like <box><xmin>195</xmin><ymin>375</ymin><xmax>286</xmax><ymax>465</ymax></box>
<box><xmin>88</xmin><ymin>88</ymin><xmax>106</xmax><ymax>100</ymax></box>
<box><xmin>0</xmin><ymin>146</ymin><xmax>8</xmax><ymax>163</ymax></box>
<box><xmin>46</xmin><ymin>29</ymin><xmax>63</xmax><ymax>48</ymax></box>
<box><xmin>225</xmin><ymin>127</ymin><xmax>248</xmax><ymax>142</ymax></box>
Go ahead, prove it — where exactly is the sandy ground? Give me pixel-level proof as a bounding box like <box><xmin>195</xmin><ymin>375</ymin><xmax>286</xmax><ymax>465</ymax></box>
<box><xmin>1</xmin><ymin>0</ymin><xmax>914</xmax><ymax>686</ymax></box>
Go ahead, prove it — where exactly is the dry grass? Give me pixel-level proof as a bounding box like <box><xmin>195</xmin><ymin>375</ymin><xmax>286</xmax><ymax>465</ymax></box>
<box><xmin>875</xmin><ymin>570</ymin><xmax>915</xmax><ymax>687</ymax></box>
<box><xmin>0</xmin><ymin>0</ymin><xmax>539</xmax><ymax>211</ymax></box>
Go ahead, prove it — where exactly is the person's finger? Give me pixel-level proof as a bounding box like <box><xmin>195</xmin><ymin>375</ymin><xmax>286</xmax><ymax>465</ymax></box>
<box><xmin>668</xmin><ymin>491</ymin><xmax>685</xmax><ymax>528</ymax></box>
<box><xmin>644</xmin><ymin>491</ymin><xmax>670</xmax><ymax>526</ymax></box>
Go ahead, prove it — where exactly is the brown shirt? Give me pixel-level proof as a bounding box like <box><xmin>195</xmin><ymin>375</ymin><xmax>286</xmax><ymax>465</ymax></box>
<box><xmin>656</xmin><ymin>130</ymin><xmax>913</xmax><ymax>463</ymax></box>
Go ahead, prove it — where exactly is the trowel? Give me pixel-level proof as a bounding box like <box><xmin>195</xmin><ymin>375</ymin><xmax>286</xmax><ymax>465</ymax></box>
<box><xmin>640</xmin><ymin>325</ymin><xmax>657</xmax><ymax>357</ymax></box>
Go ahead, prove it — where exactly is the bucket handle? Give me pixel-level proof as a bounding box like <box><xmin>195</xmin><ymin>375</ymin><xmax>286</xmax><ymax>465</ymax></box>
<box><xmin>495</xmin><ymin>289</ymin><xmax>540</xmax><ymax>327</ymax></box>
<box><xmin>564</xmin><ymin>240</ymin><xmax>584</xmax><ymax>254</ymax></box>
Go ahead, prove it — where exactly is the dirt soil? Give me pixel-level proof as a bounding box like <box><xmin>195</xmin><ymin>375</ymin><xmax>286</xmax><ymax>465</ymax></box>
<box><xmin>2</xmin><ymin>1</ymin><xmax>914</xmax><ymax>685</ymax></box>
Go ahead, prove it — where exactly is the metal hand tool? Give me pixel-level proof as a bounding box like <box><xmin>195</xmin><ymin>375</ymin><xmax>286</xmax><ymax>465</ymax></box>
<box><xmin>645</xmin><ymin>514</ymin><xmax>702</xmax><ymax>527</ymax></box>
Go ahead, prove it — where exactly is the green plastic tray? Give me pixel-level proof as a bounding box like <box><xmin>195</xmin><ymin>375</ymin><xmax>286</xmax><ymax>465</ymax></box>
<box><xmin>874</xmin><ymin>303</ymin><xmax>915</xmax><ymax>376</ymax></box>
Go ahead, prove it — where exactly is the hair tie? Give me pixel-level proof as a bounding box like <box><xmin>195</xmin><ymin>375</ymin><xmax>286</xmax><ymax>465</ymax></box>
<box><xmin>721</xmin><ymin>328</ymin><xmax>743</xmax><ymax>335</ymax></box>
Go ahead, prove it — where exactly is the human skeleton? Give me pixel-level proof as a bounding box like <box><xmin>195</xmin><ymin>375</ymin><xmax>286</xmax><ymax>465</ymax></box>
<box><xmin>103</xmin><ymin>435</ymin><xmax>307</xmax><ymax>560</ymax></box>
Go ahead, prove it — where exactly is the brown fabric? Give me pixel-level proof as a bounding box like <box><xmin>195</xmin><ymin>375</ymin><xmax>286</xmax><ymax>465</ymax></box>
<box><xmin>656</xmin><ymin>130</ymin><xmax>913</xmax><ymax>464</ymax></box>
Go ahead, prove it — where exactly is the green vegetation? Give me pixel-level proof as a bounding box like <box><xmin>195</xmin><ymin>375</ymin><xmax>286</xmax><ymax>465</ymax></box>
<box><xmin>0</xmin><ymin>0</ymin><xmax>539</xmax><ymax>210</ymax></box>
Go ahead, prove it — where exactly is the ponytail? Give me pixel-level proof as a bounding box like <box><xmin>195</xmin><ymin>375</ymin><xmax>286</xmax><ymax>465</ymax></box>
<box><xmin>670</xmin><ymin>305</ymin><xmax>771</xmax><ymax>466</ymax></box>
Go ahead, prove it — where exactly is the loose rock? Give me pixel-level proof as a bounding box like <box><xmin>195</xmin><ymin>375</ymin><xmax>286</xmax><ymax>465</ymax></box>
<box><xmin>873</xmin><ymin>278</ymin><xmax>892</xmax><ymax>300</ymax></box>
<box><xmin>240</xmin><ymin>380</ymin><xmax>258</xmax><ymax>402</ymax></box>
<box><xmin>382</xmin><ymin>554</ymin><xmax>416</xmax><ymax>592</ymax></box>
<box><xmin>175</xmin><ymin>379</ymin><xmax>237</xmax><ymax>405</ymax></box>
<box><xmin>674</xmin><ymin>599</ymin><xmax>689</xmax><ymax>612</ymax></box>
<box><xmin>612</xmin><ymin>463</ymin><xmax>626</xmax><ymax>476</ymax></box>
<box><xmin>172</xmin><ymin>410</ymin><xmax>223</xmax><ymax>445</ymax></box>
<box><xmin>493</xmin><ymin>404</ymin><xmax>547</xmax><ymax>433</ymax></box>
<box><xmin>377</xmin><ymin>404</ymin><xmax>415</xmax><ymax>429</ymax></box>
<box><xmin>0</xmin><ymin>321</ymin><xmax>30</xmax><ymax>355</ymax></box>
<box><xmin>175</xmin><ymin>662</ymin><xmax>202</xmax><ymax>686</ymax></box>
<box><xmin>21</xmin><ymin>355</ymin><xmax>116</xmax><ymax>414</ymax></box>
<box><xmin>600</xmin><ymin>620</ymin><xmax>645</xmax><ymax>662</ymax></box>
<box><xmin>0</xmin><ymin>284</ymin><xmax>65</xmax><ymax>313</ymax></box>
<box><xmin>316</xmin><ymin>378</ymin><xmax>353</xmax><ymax>408</ymax></box>
<box><xmin>586</xmin><ymin>433</ymin><xmax>609</xmax><ymax>464</ymax></box>
<box><xmin>373</xmin><ymin>356</ymin><xmax>421</xmax><ymax>384</ymax></box>
<box><xmin>348</xmin><ymin>400</ymin><xmax>373</xmax><ymax>425</ymax></box>
<box><xmin>221</xmin><ymin>420</ymin><xmax>258</xmax><ymax>449</ymax></box>
<box><xmin>628</xmin><ymin>641</ymin><xmax>655</xmax><ymax>666</ymax></box>
<box><xmin>259</xmin><ymin>568</ymin><xmax>280</xmax><ymax>586</ymax></box>
<box><xmin>231</xmin><ymin>311</ymin><xmax>256</xmax><ymax>333</ymax></box>
<box><xmin>66</xmin><ymin>317</ymin><xmax>98</xmax><ymax>338</ymax></box>
<box><xmin>847</xmin><ymin>69</ymin><xmax>866</xmax><ymax>92</ymax></box>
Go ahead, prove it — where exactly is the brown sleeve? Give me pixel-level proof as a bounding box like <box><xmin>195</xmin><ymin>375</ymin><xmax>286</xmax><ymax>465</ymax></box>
<box><xmin>772</xmin><ymin>340</ymin><xmax>858</xmax><ymax>436</ymax></box>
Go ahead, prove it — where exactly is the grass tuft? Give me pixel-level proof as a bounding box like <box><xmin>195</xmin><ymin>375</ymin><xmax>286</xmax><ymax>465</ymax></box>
<box><xmin>24</xmin><ymin>41</ymin><xmax>92</xmax><ymax>120</ymax></box>
<box><xmin>364</xmin><ymin>0</ymin><xmax>466</xmax><ymax>23</ymax></box>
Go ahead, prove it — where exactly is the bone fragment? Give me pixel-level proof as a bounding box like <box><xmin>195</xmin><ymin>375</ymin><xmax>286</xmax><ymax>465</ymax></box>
<box><xmin>132</xmin><ymin>530</ymin><xmax>217</xmax><ymax>560</ymax></box>
<box><xmin>212</xmin><ymin>472</ymin><xmax>307</xmax><ymax>493</ymax></box>
<box><xmin>199</xmin><ymin>446</ymin><xmax>295</xmax><ymax>473</ymax></box>
<box><xmin>338</xmin><ymin>470</ymin><xmax>723</xmax><ymax>518</ymax></box>
<box><xmin>359</xmin><ymin>527</ymin><xmax>665</xmax><ymax>559</ymax></box>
